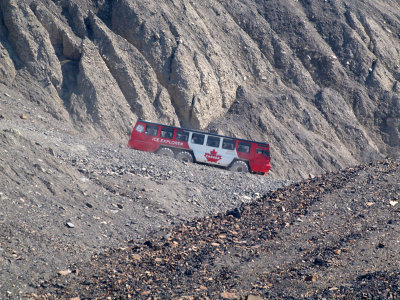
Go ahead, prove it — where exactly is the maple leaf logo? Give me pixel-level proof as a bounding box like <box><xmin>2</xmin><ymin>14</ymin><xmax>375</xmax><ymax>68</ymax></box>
<box><xmin>205</xmin><ymin>149</ymin><xmax>222</xmax><ymax>163</ymax></box>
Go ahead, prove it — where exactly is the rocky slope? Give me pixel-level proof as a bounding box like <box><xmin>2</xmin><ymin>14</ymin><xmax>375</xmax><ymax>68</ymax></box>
<box><xmin>0</xmin><ymin>91</ymin><xmax>291</xmax><ymax>298</ymax></box>
<box><xmin>0</xmin><ymin>0</ymin><xmax>400</xmax><ymax>298</ymax></box>
<box><xmin>34</xmin><ymin>158</ymin><xmax>400</xmax><ymax>299</ymax></box>
<box><xmin>1</xmin><ymin>94</ymin><xmax>398</xmax><ymax>298</ymax></box>
<box><xmin>0</xmin><ymin>0</ymin><xmax>398</xmax><ymax>179</ymax></box>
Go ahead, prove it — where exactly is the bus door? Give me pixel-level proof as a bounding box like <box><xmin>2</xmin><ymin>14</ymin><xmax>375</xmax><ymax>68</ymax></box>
<box><xmin>203</xmin><ymin>135</ymin><xmax>223</xmax><ymax>165</ymax></box>
<box><xmin>219</xmin><ymin>138</ymin><xmax>237</xmax><ymax>167</ymax></box>
<box><xmin>236</xmin><ymin>141</ymin><xmax>251</xmax><ymax>161</ymax></box>
<box><xmin>188</xmin><ymin>132</ymin><xmax>206</xmax><ymax>162</ymax></box>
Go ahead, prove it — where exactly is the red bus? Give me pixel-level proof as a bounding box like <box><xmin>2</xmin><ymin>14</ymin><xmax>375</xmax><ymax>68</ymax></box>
<box><xmin>128</xmin><ymin>120</ymin><xmax>271</xmax><ymax>175</ymax></box>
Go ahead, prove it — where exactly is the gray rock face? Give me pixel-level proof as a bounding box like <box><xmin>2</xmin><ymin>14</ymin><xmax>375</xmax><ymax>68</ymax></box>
<box><xmin>0</xmin><ymin>0</ymin><xmax>399</xmax><ymax>179</ymax></box>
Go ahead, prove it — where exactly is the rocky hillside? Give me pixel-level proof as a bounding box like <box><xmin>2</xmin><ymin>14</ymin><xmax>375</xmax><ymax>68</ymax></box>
<box><xmin>0</xmin><ymin>95</ymin><xmax>398</xmax><ymax>298</ymax></box>
<box><xmin>1</xmin><ymin>1</ymin><xmax>400</xmax><ymax>298</ymax></box>
<box><xmin>0</xmin><ymin>0</ymin><xmax>398</xmax><ymax>179</ymax></box>
<box><xmin>0</xmin><ymin>86</ymin><xmax>292</xmax><ymax>297</ymax></box>
<box><xmin>35</xmin><ymin>158</ymin><xmax>400</xmax><ymax>299</ymax></box>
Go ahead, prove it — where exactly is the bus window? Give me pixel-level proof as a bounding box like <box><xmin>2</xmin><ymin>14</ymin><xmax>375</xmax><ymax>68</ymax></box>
<box><xmin>160</xmin><ymin>127</ymin><xmax>174</xmax><ymax>139</ymax></box>
<box><xmin>206</xmin><ymin>136</ymin><xmax>220</xmax><ymax>148</ymax></box>
<box><xmin>176</xmin><ymin>131</ymin><xmax>189</xmax><ymax>142</ymax></box>
<box><xmin>237</xmin><ymin>142</ymin><xmax>251</xmax><ymax>153</ymax></box>
<box><xmin>257</xmin><ymin>148</ymin><xmax>269</xmax><ymax>156</ymax></box>
<box><xmin>191</xmin><ymin>133</ymin><xmax>205</xmax><ymax>145</ymax></box>
<box><xmin>145</xmin><ymin>125</ymin><xmax>158</xmax><ymax>136</ymax></box>
<box><xmin>222</xmin><ymin>139</ymin><xmax>235</xmax><ymax>150</ymax></box>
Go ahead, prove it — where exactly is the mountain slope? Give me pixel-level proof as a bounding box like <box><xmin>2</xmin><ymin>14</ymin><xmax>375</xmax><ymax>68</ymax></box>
<box><xmin>0</xmin><ymin>1</ymin><xmax>400</xmax><ymax>297</ymax></box>
<box><xmin>0</xmin><ymin>0</ymin><xmax>399</xmax><ymax>179</ymax></box>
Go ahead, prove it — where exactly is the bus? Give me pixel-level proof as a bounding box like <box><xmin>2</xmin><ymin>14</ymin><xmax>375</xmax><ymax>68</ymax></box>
<box><xmin>128</xmin><ymin>120</ymin><xmax>271</xmax><ymax>175</ymax></box>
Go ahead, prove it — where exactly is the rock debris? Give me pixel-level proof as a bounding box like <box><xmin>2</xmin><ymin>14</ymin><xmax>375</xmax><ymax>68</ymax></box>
<box><xmin>36</xmin><ymin>159</ymin><xmax>400</xmax><ymax>299</ymax></box>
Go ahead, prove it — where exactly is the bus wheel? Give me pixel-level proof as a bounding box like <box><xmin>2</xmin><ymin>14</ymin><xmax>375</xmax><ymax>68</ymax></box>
<box><xmin>176</xmin><ymin>151</ymin><xmax>194</xmax><ymax>163</ymax></box>
<box><xmin>230</xmin><ymin>161</ymin><xmax>248</xmax><ymax>173</ymax></box>
<box><xmin>156</xmin><ymin>147</ymin><xmax>174</xmax><ymax>158</ymax></box>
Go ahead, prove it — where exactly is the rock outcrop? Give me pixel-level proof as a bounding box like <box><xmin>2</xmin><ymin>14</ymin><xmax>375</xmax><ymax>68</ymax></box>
<box><xmin>0</xmin><ymin>0</ymin><xmax>399</xmax><ymax>179</ymax></box>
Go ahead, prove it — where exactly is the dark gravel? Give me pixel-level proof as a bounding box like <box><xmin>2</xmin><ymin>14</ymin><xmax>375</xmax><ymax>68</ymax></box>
<box><xmin>35</xmin><ymin>158</ymin><xmax>400</xmax><ymax>299</ymax></box>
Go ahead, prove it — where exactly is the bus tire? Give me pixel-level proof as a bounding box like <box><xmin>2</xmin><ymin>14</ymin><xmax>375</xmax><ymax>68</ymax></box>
<box><xmin>176</xmin><ymin>151</ymin><xmax>194</xmax><ymax>163</ymax></box>
<box><xmin>156</xmin><ymin>147</ymin><xmax>174</xmax><ymax>158</ymax></box>
<box><xmin>230</xmin><ymin>161</ymin><xmax>249</xmax><ymax>173</ymax></box>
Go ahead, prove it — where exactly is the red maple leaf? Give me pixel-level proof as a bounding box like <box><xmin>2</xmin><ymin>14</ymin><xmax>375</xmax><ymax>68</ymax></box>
<box><xmin>205</xmin><ymin>149</ymin><xmax>222</xmax><ymax>163</ymax></box>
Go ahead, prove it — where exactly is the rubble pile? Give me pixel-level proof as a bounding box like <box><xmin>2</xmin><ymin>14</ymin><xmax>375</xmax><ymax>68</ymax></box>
<box><xmin>38</xmin><ymin>159</ymin><xmax>400</xmax><ymax>299</ymax></box>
